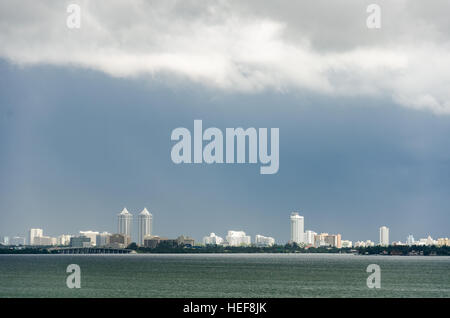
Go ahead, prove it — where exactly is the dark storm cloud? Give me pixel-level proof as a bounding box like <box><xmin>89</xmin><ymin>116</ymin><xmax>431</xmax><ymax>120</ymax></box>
<box><xmin>0</xmin><ymin>1</ymin><xmax>450</xmax><ymax>113</ymax></box>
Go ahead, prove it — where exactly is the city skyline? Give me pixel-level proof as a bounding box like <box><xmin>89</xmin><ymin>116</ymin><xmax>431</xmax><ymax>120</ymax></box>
<box><xmin>1</xmin><ymin>1</ymin><xmax>450</xmax><ymax>304</ymax></box>
<box><xmin>1</xmin><ymin>0</ymin><xmax>450</xmax><ymax>261</ymax></box>
<box><xmin>2</xmin><ymin>61</ymin><xmax>450</xmax><ymax>243</ymax></box>
<box><xmin>1</xmin><ymin>210</ymin><xmax>448</xmax><ymax>248</ymax></box>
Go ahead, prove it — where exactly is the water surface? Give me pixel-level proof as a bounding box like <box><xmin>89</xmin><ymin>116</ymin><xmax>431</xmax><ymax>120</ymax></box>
<box><xmin>0</xmin><ymin>254</ymin><xmax>449</xmax><ymax>297</ymax></box>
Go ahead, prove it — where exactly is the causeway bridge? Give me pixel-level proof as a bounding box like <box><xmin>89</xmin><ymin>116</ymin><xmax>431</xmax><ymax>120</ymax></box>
<box><xmin>49</xmin><ymin>247</ymin><xmax>135</xmax><ymax>254</ymax></box>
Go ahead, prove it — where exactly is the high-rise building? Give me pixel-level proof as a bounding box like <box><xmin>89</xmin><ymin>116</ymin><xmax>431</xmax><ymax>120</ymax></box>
<box><xmin>138</xmin><ymin>208</ymin><xmax>152</xmax><ymax>246</ymax></box>
<box><xmin>70</xmin><ymin>236</ymin><xmax>91</xmax><ymax>248</ymax></box>
<box><xmin>313</xmin><ymin>233</ymin><xmax>341</xmax><ymax>248</ymax></box>
<box><xmin>79</xmin><ymin>231</ymin><xmax>99</xmax><ymax>247</ymax></box>
<box><xmin>34</xmin><ymin>236</ymin><xmax>57</xmax><ymax>246</ymax></box>
<box><xmin>57</xmin><ymin>234</ymin><xmax>72</xmax><ymax>246</ymax></box>
<box><xmin>96</xmin><ymin>232</ymin><xmax>111</xmax><ymax>247</ymax></box>
<box><xmin>255</xmin><ymin>234</ymin><xmax>275</xmax><ymax>247</ymax></box>
<box><xmin>379</xmin><ymin>226</ymin><xmax>389</xmax><ymax>246</ymax></box>
<box><xmin>290</xmin><ymin>212</ymin><xmax>304</xmax><ymax>244</ymax></box>
<box><xmin>304</xmin><ymin>230</ymin><xmax>317</xmax><ymax>245</ymax></box>
<box><xmin>225</xmin><ymin>230</ymin><xmax>251</xmax><ymax>246</ymax></box>
<box><xmin>108</xmin><ymin>233</ymin><xmax>131</xmax><ymax>248</ymax></box>
<box><xmin>118</xmin><ymin>207</ymin><xmax>133</xmax><ymax>238</ymax></box>
<box><xmin>314</xmin><ymin>233</ymin><xmax>328</xmax><ymax>247</ymax></box>
<box><xmin>29</xmin><ymin>228</ymin><xmax>43</xmax><ymax>245</ymax></box>
<box><xmin>324</xmin><ymin>234</ymin><xmax>341</xmax><ymax>248</ymax></box>
<box><xmin>0</xmin><ymin>236</ymin><xmax>9</xmax><ymax>245</ymax></box>
<box><xmin>203</xmin><ymin>233</ymin><xmax>224</xmax><ymax>245</ymax></box>
<box><xmin>406</xmin><ymin>234</ymin><xmax>415</xmax><ymax>246</ymax></box>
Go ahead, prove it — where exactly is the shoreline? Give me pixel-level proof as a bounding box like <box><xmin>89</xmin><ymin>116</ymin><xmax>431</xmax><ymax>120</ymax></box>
<box><xmin>1</xmin><ymin>244</ymin><xmax>449</xmax><ymax>256</ymax></box>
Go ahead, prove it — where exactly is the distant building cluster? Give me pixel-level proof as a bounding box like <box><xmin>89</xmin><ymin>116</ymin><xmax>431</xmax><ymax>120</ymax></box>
<box><xmin>0</xmin><ymin>235</ymin><xmax>26</xmax><ymax>246</ymax></box>
<box><xmin>1</xmin><ymin>209</ymin><xmax>449</xmax><ymax>250</ymax></box>
<box><xmin>289</xmin><ymin>212</ymin><xmax>343</xmax><ymax>248</ymax></box>
<box><xmin>143</xmin><ymin>235</ymin><xmax>195</xmax><ymax>248</ymax></box>
<box><xmin>201</xmin><ymin>231</ymin><xmax>275</xmax><ymax>247</ymax></box>
<box><xmin>286</xmin><ymin>214</ymin><xmax>449</xmax><ymax>249</ymax></box>
<box><xmin>13</xmin><ymin>207</ymin><xmax>194</xmax><ymax>250</ymax></box>
<box><xmin>1</xmin><ymin>207</ymin><xmax>155</xmax><ymax>249</ymax></box>
<box><xmin>391</xmin><ymin>235</ymin><xmax>449</xmax><ymax>247</ymax></box>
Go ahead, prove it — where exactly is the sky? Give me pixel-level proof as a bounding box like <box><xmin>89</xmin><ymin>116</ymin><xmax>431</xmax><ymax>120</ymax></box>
<box><xmin>0</xmin><ymin>0</ymin><xmax>449</xmax><ymax>244</ymax></box>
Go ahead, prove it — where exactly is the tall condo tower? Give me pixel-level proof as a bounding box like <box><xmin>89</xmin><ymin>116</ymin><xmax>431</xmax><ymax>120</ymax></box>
<box><xmin>290</xmin><ymin>212</ymin><xmax>304</xmax><ymax>244</ymax></box>
<box><xmin>29</xmin><ymin>228</ymin><xmax>43</xmax><ymax>245</ymax></box>
<box><xmin>379</xmin><ymin>226</ymin><xmax>389</xmax><ymax>246</ymax></box>
<box><xmin>118</xmin><ymin>207</ymin><xmax>133</xmax><ymax>238</ymax></box>
<box><xmin>138</xmin><ymin>207</ymin><xmax>153</xmax><ymax>246</ymax></box>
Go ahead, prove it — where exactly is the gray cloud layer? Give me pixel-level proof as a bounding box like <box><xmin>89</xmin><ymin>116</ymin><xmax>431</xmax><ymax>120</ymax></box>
<box><xmin>1</xmin><ymin>0</ymin><xmax>450</xmax><ymax>114</ymax></box>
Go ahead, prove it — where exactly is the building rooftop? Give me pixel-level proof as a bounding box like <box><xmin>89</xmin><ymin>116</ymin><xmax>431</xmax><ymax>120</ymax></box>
<box><xmin>139</xmin><ymin>207</ymin><xmax>152</xmax><ymax>215</ymax></box>
<box><xmin>118</xmin><ymin>207</ymin><xmax>132</xmax><ymax>215</ymax></box>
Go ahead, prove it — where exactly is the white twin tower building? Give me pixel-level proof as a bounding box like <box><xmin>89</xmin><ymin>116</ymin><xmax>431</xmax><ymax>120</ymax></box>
<box><xmin>117</xmin><ymin>207</ymin><xmax>153</xmax><ymax>246</ymax></box>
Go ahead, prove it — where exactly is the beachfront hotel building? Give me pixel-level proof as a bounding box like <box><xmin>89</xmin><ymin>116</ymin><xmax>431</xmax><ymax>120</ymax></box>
<box><xmin>290</xmin><ymin>212</ymin><xmax>304</xmax><ymax>244</ymax></box>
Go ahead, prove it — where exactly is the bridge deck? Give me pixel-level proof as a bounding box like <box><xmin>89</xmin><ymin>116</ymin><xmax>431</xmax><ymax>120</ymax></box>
<box><xmin>50</xmin><ymin>247</ymin><xmax>134</xmax><ymax>254</ymax></box>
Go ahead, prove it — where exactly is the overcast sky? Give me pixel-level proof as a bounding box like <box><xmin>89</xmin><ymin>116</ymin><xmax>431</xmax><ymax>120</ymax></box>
<box><xmin>0</xmin><ymin>0</ymin><xmax>449</xmax><ymax>243</ymax></box>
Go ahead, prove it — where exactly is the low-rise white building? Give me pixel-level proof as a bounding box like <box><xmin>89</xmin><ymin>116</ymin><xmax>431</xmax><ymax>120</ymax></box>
<box><xmin>10</xmin><ymin>236</ymin><xmax>26</xmax><ymax>246</ymax></box>
<box><xmin>255</xmin><ymin>234</ymin><xmax>275</xmax><ymax>247</ymax></box>
<box><xmin>437</xmin><ymin>238</ymin><xmax>449</xmax><ymax>246</ymax></box>
<box><xmin>416</xmin><ymin>236</ymin><xmax>437</xmax><ymax>246</ymax></box>
<box><xmin>226</xmin><ymin>230</ymin><xmax>251</xmax><ymax>246</ymax></box>
<box><xmin>34</xmin><ymin>236</ymin><xmax>57</xmax><ymax>246</ymax></box>
<box><xmin>355</xmin><ymin>240</ymin><xmax>375</xmax><ymax>248</ymax></box>
<box><xmin>203</xmin><ymin>233</ymin><xmax>224</xmax><ymax>245</ymax></box>
<box><xmin>341</xmin><ymin>240</ymin><xmax>353</xmax><ymax>248</ymax></box>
